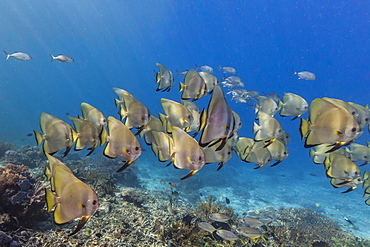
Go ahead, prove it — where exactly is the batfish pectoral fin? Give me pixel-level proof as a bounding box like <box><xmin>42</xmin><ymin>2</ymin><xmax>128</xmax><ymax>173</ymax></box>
<box><xmin>270</xmin><ymin>160</ymin><xmax>282</xmax><ymax>167</ymax></box>
<box><xmin>325</xmin><ymin>142</ymin><xmax>346</xmax><ymax>153</ymax></box>
<box><xmin>166</xmin><ymin>160</ymin><xmax>173</xmax><ymax>167</ymax></box>
<box><xmin>63</xmin><ymin>145</ymin><xmax>72</xmax><ymax>157</ymax></box>
<box><xmin>86</xmin><ymin>144</ymin><xmax>97</xmax><ymax>156</ymax></box>
<box><xmin>216</xmin><ymin>162</ymin><xmax>225</xmax><ymax>171</ymax></box>
<box><xmin>180</xmin><ymin>170</ymin><xmax>198</xmax><ymax>180</ymax></box>
<box><xmin>342</xmin><ymin>187</ymin><xmax>355</xmax><ymax>194</ymax></box>
<box><xmin>359</xmin><ymin>161</ymin><xmax>369</xmax><ymax>167</ymax></box>
<box><xmin>68</xmin><ymin>215</ymin><xmax>91</xmax><ymax>236</ymax></box>
<box><xmin>253</xmin><ymin>164</ymin><xmax>263</xmax><ymax>169</ymax></box>
<box><xmin>263</xmin><ymin>139</ymin><xmax>275</xmax><ymax>148</ymax></box>
<box><xmin>134</xmin><ymin>126</ymin><xmax>145</xmax><ymax>136</ymax></box>
<box><xmin>116</xmin><ymin>160</ymin><xmax>133</xmax><ymax>172</ymax></box>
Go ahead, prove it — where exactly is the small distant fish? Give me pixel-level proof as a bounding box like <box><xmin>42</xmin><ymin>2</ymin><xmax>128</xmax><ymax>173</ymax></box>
<box><xmin>196</xmin><ymin>64</ymin><xmax>213</xmax><ymax>73</ymax></box>
<box><xmin>225</xmin><ymin>197</ymin><xmax>230</xmax><ymax>204</ymax></box>
<box><xmin>240</xmin><ymin>217</ymin><xmax>264</xmax><ymax>227</ymax></box>
<box><xmin>26</xmin><ymin>133</ymin><xmax>33</xmax><ymax>137</ymax></box>
<box><xmin>218</xmin><ymin>66</ymin><xmax>237</xmax><ymax>74</ymax></box>
<box><xmin>172</xmin><ymin>191</ymin><xmax>179</xmax><ymax>197</ymax></box>
<box><xmin>209</xmin><ymin>213</ymin><xmax>230</xmax><ymax>222</ymax></box>
<box><xmin>176</xmin><ymin>70</ymin><xmax>188</xmax><ymax>76</ymax></box>
<box><xmin>291</xmin><ymin>69</ymin><xmax>316</xmax><ymax>80</ymax></box>
<box><xmin>50</xmin><ymin>54</ymin><xmax>74</xmax><ymax>63</ymax></box>
<box><xmin>4</xmin><ymin>51</ymin><xmax>32</xmax><ymax>61</ymax></box>
<box><xmin>216</xmin><ymin>229</ymin><xmax>239</xmax><ymax>241</ymax></box>
<box><xmin>65</xmin><ymin>112</ymin><xmax>70</xmax><ymax>115</ymax></box>
<box><xmin>236</xmin><ymin>226</ymin><xmax>262</xmax><ymax>238</ymax></box>
<box><xmin>232</xmin><ymin>96</ymin><xmax>248</xmax><ymax>103</ymax></box>
<box><xmin>160</xmin><ymin>179</ymin><xmax>166</xmax><ymax>184</ymax></box>
<box><xmin>198</xmin><ymin>222</ymin><xmax>216</xmax><ymax>233</ymax></box>
<box><xmin>169</xmin><ymin>182</ymin><xmax>177</xmax><ymax>187</ymax></box>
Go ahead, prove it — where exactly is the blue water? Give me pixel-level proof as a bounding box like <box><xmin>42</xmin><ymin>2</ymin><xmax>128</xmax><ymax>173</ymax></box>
<box><xmin>1</xmin><ymin>0</ymin><xmax>370</xmax><ymax>238</ymax></box>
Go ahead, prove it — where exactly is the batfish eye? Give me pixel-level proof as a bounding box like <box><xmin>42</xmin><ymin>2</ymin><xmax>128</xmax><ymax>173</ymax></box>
<box><xmin>351</xmin><ymin>127</ymin><xmax>357</xmax><ymax>132</ymax></box>
<box><xmin>92</xmin><ymin>200</ymin><xmax>97</xmax><ymax>205</ymax></box>
<box><xmin>366</xmin><ymin>118</ymin><xmax>369</xmax><ymax>122</ymax></box>
<box><xmin>351</xmin><ymin>111</ymin><xmax>356</xmax><ymax>115</ymax></box>
<box><xmin>135</xmin><ymin>146</ymin><xmax>140</xmax><ymax>151</ymax></box>
<box><xmin>198</xmin><ymin>156</ymin><xmax>202</xmax><ymax>160</ymax></box>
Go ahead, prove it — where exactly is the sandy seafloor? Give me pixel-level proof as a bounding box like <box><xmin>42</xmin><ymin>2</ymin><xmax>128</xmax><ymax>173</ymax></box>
<box><xmin>136</xmin><ymin>154</ymin><xmax>370</xmax><ymax>240</ymax></box>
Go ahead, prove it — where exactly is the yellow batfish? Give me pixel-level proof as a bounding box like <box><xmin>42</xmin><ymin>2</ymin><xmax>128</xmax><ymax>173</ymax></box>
<box><xmin>104</xmin><ymin>116</ymin><xmax>142</xmax><ymax>172</ymax></box>
<box><xmin>34</xmin><ymin>112</ymin><xmax>76</xmax><ymax>156</ymax></box>
<box><xmin>325</xmin><ymin>152</ymin><xmax>361</xmax><ymax>181</ymax></box>
<box><xmin>202</xmin><ymin>142</ymin><xmax>232</xmax><ymax>171</ymax></box>
<box><xmin>68</xmin><ymin>117</ymin><xmax>101</xmax><ymax>156</ymax></box>
<box><xmin>160</xmin><ymin>98</ymin><xmax>194</xmax><ymax>133</ymax></box>
<box><xmin>309</xmin><ymin>145</ymin><xmax>347</xmax><ymax>164</ymax></box>
<box><xmin>80</xmin><ymin>102</ymin><xmax>107</xmax><ymax>144</ymax></box>
<box><xmin>255</xmin><ymin>96</ymin><xmax>279</xmax><ymax>117</ymax></box>
<box><xmin>45</xmin><ymin>154</ymin><xmax>99</xmax><ymax>236</ymax></box>
<box><xmin>199</xmin><ymin>71</ymin><xmax>218</xmax><ymax>92</ymax></box>
<box><xmin>330</xmin><ymin>177</ymin><xmax>363</xmax><ymax>193</ymax></box>
<box><xmin>348</xmin><ymin>102</ymin><xmax>370</xmax><ymax>130</ymax></box>
<box><xmin>277</xmin><ymin>130</ymin><xmax>290</xmax><ymax>145</ymax></box>
<box><xmin>182</xmin><ymin>99</ymin><xmax>206</xmax><ymax>136</ymax></box>
<box><xmin>139</xmin><ymin>116</ymin><xmax>165</xmax><ymax>145</ymax></box>
<box><xmin>179</xmin><ymin>68</ymin><xmax>207</xmax><ymax>101</ymax></box>
<box><xmin>199</xmin><ymin>85</ymin><xmax>235</xmax><ymax>151</ymax></box>
<box><xmin>234</xmin><ymin>137</ymin><xmax>255</xmax><ymax>160</ymax></box>
<box><xmin>253</xmin><ymin>111</ymin><xmax>283</xmax><ymax>147</ymax></box>
<box><xmin>171</xmin><ymin>126</ymin><xmax>205</xmax><ymax>180</ymax></box>
<box><xmin>300</xmin><ymin>99</ymin><xmax>361</xmax><ymax>152</ymax></box>
<box><xmin>323</xmin><ymin>97</ymin><xmax>360</xmax><ymax>121</ymax></box>
<box><xmin>244</xmin><ymin>141</ymin><xmax>272</xmax><ymax>169</ymax></box>
<box><xmin>151</xmin><ymin>131</ymin><xmax>174</xmax><ymax>162</ymax></box>
<box><xmin>155</xmin><ymin>63</ymin><xmax>174</xmax><ymax>92</ymax></box>
<box><xmin>44</xmin><ymin>154</ymin><xmax>73</xmax><ymax>192</ymax></box>
<box><xmin>345</xmin><ymin>143</ymin><xmax>370</xmax><ymax>166</ymax></box>
<box><xmin>266</xmin><ymin>139</ymin><xmax>289</xmax><ymax>167</ymax></box>
<box><xmin>182</xmin><ymin>99</ymin><xmax>200</xmax><ymax>113</ymax></box>
<box><xmin>278</xmin><ymin>93</ymin><xmax>308</xmax><ymax>120</ymax></box>
<box><xmin>113</xmin><ymin>88</ymin><xmax>151</xmax><ymax>135</ymax></box>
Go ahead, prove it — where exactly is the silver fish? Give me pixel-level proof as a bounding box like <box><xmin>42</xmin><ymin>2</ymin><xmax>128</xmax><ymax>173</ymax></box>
<box><xmin>196</xmin><ymin>64</ymin><xmax>213</xmax><ymax>73</ymax></box>
<box><xmin>219</xmin><ymin>66</ymin><xmax>237</xmax><ymax>74</ymax></box>
<box><xmin>291</xmin><ymin>69</ymin><xmax>316</xmax><ymax>80</ymax></box>
<box><xmin>50</xmin><ymin>54</ymin><xmax>74</xmax><ymax>63</ymax></box>
<box><xmin>4</xmin><ymin>51</ymin><xmax>32</xmax><ymax>61</ymax></box>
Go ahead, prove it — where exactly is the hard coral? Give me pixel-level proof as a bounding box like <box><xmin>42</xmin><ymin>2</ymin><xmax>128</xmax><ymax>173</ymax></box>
<box><xmin>120</xmin><ymin>189</ymin><xmax>144</xmax><ymax>207</ymax></box>
<box><xmin>0</xmin><ymin>163</ymin><xmax>47</xmax><ymax>231</ymax></box>
<box><xmin>0</xmin><ymin>164</ymin><xmax>28</xmax><ymax>194</ymax></box>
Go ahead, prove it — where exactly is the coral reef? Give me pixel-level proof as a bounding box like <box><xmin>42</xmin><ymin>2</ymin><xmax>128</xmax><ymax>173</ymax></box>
<box><xmin>0</xmin><ymin>164</ymin><xmax>47</xmax><ymax>231</ymax></box>
<box><xmin>120</xmin><ymin>189</ymin><xmax>145</xmax><ymax>207</ymax></box>
<box><xmin>0</xmin><ymin>145</ymin><xmax>45</xmax><ymax>170</ymax></box>
<box><xmin>0</xmin><ymin>231</ymin><xmax>19</xmax><ymax>247</ymax></box>
<box><xmin>0</xmin><ymin>142</ymin><xmax>17</xmax><ymax>159</ymax></box>
<box><xmin>0</xmin><ymin>186</ymin><xmax>369</xmax><ymax>247</ymax></box>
